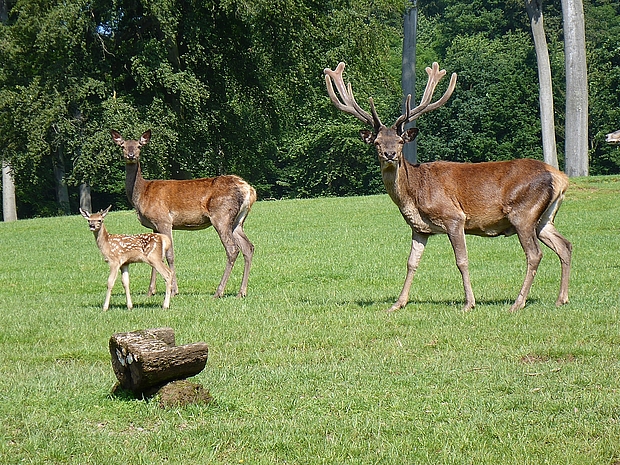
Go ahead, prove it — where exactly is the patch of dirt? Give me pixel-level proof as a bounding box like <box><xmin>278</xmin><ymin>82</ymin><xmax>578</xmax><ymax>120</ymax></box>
<box><xmin>156</xmin><ymin>380</ymin><xmax>213</xmax><ymax>409</ymax></box>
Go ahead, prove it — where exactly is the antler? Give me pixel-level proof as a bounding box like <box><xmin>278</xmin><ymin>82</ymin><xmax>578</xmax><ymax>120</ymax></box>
<box><xmin>394</xmin><ymin>62</ymin><xmax>458</xmax><ymax>133</ymax></box>
<box><xmin>324</xmin><ymin>62</ymin><xmax>383</xmax><ymax>132</ymax></box>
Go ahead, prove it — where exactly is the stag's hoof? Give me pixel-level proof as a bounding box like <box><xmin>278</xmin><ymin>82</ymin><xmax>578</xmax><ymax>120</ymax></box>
<box><xmin>386</xmin><ymin>302</ymin><xmax>405</xmax><ymax>313</ymax></box>
<box><xmin>509</xmin><ymin>302</ymin><xmax>525</xmax><ymax>313</ymax></box>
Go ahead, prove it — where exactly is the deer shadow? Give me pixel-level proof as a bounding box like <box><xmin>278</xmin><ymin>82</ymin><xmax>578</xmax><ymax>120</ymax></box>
<box><xmin>352</xmin><ymin>296</ymin><xmax>540</xmax><ymax>310</ymax></box>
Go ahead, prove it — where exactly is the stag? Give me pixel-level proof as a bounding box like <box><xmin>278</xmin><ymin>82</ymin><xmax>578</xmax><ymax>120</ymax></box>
<box><xmin>324</xmin><ymin>62</ymin><xmax>572</xmax><ymax>312</ymax></box>
<box><xmin>110</xmin><ymin>130</ymin><xmax>256</xmax><ymax>298</ymax></box>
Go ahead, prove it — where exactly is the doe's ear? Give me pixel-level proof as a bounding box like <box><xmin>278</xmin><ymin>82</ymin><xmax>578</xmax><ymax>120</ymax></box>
<box><xmin>402</xmin><ymin>127</ymin><xmax>419</xmax><ymax>144</ymax></box>
<box><xmin>140</xmin><ymin>130</ymin><xmax>152</xmax><ymax>146</ymax></box>
<box><xmin>101</xmin><ymin>205</ymin><xmax>112</xmax><ymax>217</ymax></box>
<box><xmin>79</xmin><ymin>208</ymin><xmax>90</xmax><ymax>219</ymax></box>
<box><xmin>110</xmin><ymin>130</ymin><xmax>124</xmax><ymax>146</ymax></box>
<box><xmin>360</xmin><ymin>130</ymin><xmax>376</xmax><ymax>145</ymax></box>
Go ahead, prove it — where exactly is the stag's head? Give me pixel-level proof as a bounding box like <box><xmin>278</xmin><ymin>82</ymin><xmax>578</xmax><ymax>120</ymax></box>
<box><xmin>360</xmin><ymin>126</ymin><xmax>419</xmax><ymax>168</ymax></box>
<box><xmin>110</xmin><ymin>129</ymin><xmax>151</xmax><ymax>164</ymax></box>
<box><xmin>80</xmin><ymin>205</ymin><xmax>112</xmax><ymax>232</ymax></box>
<box><xmin>324</xmin><ymin>62</ymin><xmax>457</xmax><ymax>169</ymax></box>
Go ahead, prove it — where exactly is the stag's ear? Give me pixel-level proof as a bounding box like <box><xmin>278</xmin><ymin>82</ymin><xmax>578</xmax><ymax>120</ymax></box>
<box><xmin>402</xmin><ymin>127</ymin><xmax>419</xmax><ymax>144</ymax></box>
<box><xmin>79</xmin><ymin>208</ymin><xmax>90</xmax><ymax>219</ymax></box>
<box><xmin>110</xmin><ymin>130</ymin><xmax>124</xmax><ymax>146</ymax></box>
<box><xmin>360</xmin><ymin>130</ymin><xmax>376</xmax><ymax>145</ymax></box>
<box><xmin>140</xmin><ymin>130</ymin><xmax>152</xmax><ymax>146</ymax></box>
<box><xmin>101</xmin><ymin>205</ymin><xmax>112</xmax><ymax>217</ymax></box>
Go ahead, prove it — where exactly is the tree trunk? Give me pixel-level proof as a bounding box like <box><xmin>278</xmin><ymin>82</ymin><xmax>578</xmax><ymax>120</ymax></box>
<box><xmin>526</xmin><ymin>0</ymin><xmax>559</xmax><ymax>169</ymax></box>
<box><xmin>53</xmin><ymin>146</ymin><xmax>71</xmax><ymax>215</ymax></box>
<box><xmin>79</xmin><ymin>182</ymin><xmax>92</xmax><ymax>212</ymax></box>
<box><xmin>402</xmin><ymin>1</ymin><xmax>418</xmax><ymax>164</ymax></box>
<box><xmin>0</xmin><ymin>0</ymin><xmax>7</xmax><ymax>22</ymax></box>
<box><xmin>109</xmin><ymin>327</ymin><xmax>209</xmax><ymax>395</ymax></box>
<box><xmin>561</xmin><ymin>0</ymin><xmax>589</xmax><ymax>177</ymax></box>
<box><xmin>2</xmin><ymin>161</ymin><xmax>17</xmax><ymax>222</ymax></box>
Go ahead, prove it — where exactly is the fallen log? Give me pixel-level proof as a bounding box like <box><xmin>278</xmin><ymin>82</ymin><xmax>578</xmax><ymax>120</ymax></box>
<box><xmin>109</xmin><ymin>327</ymin><xmax>208</xmax><ymax>396</ymax></box>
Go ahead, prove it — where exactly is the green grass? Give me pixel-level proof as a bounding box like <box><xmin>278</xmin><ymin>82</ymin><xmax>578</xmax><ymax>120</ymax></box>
<box><xmin>1</xmin><ymin>176</ymin><xmax>620</xmax><ymax>464</ymax></box>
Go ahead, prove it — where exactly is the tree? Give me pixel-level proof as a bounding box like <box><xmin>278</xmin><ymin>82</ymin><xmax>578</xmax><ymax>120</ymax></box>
<box><xmin>562</xmin><ymin>0</ymin><xmax>588</xmax><ymax>177</ymax></box>
<box><xmin>402</xmin><ymin>0</ymin><xmax>418</xmax><ymax>163</ymax></box>
<box><xmin>0</xmin><ymin>0</ymin><xmax>17</xmax><ymax>221</ymax></box>
<box><xmin>525</xmin><ymin>0</ymin><xmax>558</xmax><ymax>169</ymax></box>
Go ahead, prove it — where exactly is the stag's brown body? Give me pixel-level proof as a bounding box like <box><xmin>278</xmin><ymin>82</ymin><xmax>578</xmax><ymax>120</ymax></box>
<box><xmin>325</xmin><ymin>61</ymin><xmax>572</xmax><ymax>312</ymax></box>
<box><xmin>112</xmin><ymin>130</ymin><xmax>256</xmax><ymax>298</ymax></box>
<box><xmin>386</xmin><ymin>158</ymin><xmax>567</xmax><ymax>237</ymax></box>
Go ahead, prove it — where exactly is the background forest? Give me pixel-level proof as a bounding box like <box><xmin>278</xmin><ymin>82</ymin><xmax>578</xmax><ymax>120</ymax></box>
<box><xmin>0</xmin><ymin>0</ymin><xmax>619</xmax><ymax>218</ymax></box>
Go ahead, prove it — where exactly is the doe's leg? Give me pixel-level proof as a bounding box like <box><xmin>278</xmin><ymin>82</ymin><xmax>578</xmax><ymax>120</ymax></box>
<box><xmin>233</xmin><ymin>226</ymin><xmax>254</xmax><ymax>298</ymax></box>
<box><xmin>212</xmin><ymin>215</ymin><xmax>240</xmax><ymax>298</ymax></box>
<box><xmin>151</xmin><ymin>259</ymin><xmax>173</xmax><ymax>309</ymax></box>
<box><xmin>120</xmin><ymin>264</ymin><xmax>133</xmax><ymax>310</ymax></box>
<box><xmin>148</xmin><ymin>227</ymin><xmax>177</xmax><ymax>296</ymax></box>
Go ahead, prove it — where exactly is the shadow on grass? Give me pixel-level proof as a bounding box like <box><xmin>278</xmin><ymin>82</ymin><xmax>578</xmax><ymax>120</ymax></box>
<box><xmin>352</xmin><ymin>296</ymin><xmax>541</xmax><ymax>309</ymax></box>
<box><xmin>93</xmin><ymin>300</ymin><xmax>169</xmax><ymax>311</ymax></box>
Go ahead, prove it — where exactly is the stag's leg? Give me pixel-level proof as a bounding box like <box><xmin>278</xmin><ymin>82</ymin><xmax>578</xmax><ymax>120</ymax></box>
<box><xmin>537</xmin><ymin>223</ymin><xmax>572</xmax><ymax>306</ymax></box>
<box><xmin>446</xmin><ymin>225</ymin><xmax>476</xmax><ymax>312</ymax></box>
<box><xmin>103</xmin><ymin>265</ymin><xmax>120</xmax><ymax>311</ymax></box>
<box><xmin>388</xmin><ymin>231</ymin><xmax>428</xmax><ymax>312</ymax></box>
<box><xmin>120</xmin><ymin>264</ymin><xmax>133</xmax><ymax>310</ymax></box>
<box><xmin>232</xmin><ymin>225</ymin><xmax>254</xmax><ymax>298</ymax></box>
<box><xmin>510</xmin><ymin>228</ymin><xmax>543</xmax><ymax>312</ymax></box>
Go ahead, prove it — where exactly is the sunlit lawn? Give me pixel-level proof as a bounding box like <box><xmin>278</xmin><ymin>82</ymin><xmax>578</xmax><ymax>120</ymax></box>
<box><xmin>0</xmin><ymin>176</ymin><xmax>619</xmax><ymax>464</ymax></box>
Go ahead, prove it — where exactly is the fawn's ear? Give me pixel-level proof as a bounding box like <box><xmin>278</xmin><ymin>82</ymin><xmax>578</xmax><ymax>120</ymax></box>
<box><xmin>79</xmin><ymin>208</ymin><xmax>90</xmax><ymax>219</ymax></box>
<box><xmin>140</xmin><ymin>130</ymin><xmax>152</xmax><ymax>146</ymax></box>
<box><xmin>101</xmin><ymin>205</ymin><xmax>112</xmax><ymax>217</ymax></box>
<box><xmin>110</xmin><ymin>130</ymin><xmax>124</xmax><ymax>146</ymax></box>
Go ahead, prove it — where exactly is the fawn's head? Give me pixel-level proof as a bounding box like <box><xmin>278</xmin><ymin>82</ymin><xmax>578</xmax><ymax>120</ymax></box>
<box><xmin>80</xmin><ymin>206</ymin><xmax>112</xmax><ymax>232</ymax></box>
<box><xmin>110</xmin><ymin>129</ymin><xmax>151</xmax><ymax>164</ymax></box>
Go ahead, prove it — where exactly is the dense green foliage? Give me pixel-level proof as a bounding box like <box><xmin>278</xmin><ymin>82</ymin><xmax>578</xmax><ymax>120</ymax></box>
<box><xmin>1</xmin><ymin>180</ymin><xmax>620</xmax><ymax>463</ymax></box>
<box><xmin>1</xmin><ymin>0</ymin><xmax>620</xmax><ymax>217</ymax></box>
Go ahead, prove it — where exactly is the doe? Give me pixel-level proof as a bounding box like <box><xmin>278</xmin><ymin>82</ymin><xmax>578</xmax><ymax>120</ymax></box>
<box><xmin>81</xmin><ymin>206</ymin><xmax>173</xmax><ymax>311</ymax></box>
<box><xmin>110</xmin><ymin>129</ymin><xmax>255</xmax><ymax>299</ymax></box>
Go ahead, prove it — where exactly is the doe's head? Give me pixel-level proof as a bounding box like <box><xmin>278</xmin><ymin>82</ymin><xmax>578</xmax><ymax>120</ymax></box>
<box><xmin>110</xmin><ymin>129</ymin><xmax>151</xmax><ymax>163</ymax></box>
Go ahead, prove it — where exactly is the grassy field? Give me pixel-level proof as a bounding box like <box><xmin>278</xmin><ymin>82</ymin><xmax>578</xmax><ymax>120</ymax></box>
<box><xmin>1</xmin><ymin>176</ymin><xmax>619</xmax><ymax>464</ymax></box>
